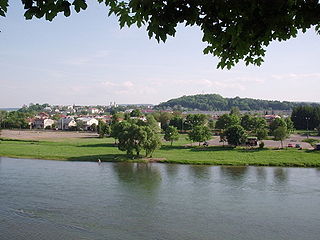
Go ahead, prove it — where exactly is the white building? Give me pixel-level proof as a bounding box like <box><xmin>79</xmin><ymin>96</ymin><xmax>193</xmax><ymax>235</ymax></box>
<box><xmin>76</xmin><ymin>117</ymin><xmax>99</xmax><ymax>130</ymax></box>
<box><xmin>57</xmin><ymin>117</ymin><xmax>77</xmax><ymax>130</ymax></box>
<box><xmin>34</xmin><ymin>118</ymin><xmax>55</xmax><ymax>129</ymax></box>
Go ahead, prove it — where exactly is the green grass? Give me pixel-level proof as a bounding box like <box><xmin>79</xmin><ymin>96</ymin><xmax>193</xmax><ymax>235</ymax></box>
<box><xmin>302</xmin><ymin>138</ymin><xmax>320</xmax><ymax>146</ymax></box>
<box><xmin>0</xmin><ymin>136</ymin><xmax>320</xmax><ymax>167</ymax></box>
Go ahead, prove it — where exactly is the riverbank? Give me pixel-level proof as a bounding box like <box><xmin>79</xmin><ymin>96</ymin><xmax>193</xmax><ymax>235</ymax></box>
<box><xmin>1</xmin><ymin>136</ymin><xmax>319</xmax><ymax>167</ymax></box>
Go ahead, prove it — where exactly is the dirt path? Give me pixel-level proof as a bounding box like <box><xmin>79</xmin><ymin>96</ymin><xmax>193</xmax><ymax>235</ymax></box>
<box><xmin>0</xmin><ymin>129</ymin><xmax>98</xmax><ymax>141</ymax></box>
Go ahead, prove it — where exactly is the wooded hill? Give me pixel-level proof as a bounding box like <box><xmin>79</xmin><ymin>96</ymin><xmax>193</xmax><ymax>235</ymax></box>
<box><xmin>156</xmin><ymin>94</ymin><xmax>319</xmax><ymax>111</ymax></box>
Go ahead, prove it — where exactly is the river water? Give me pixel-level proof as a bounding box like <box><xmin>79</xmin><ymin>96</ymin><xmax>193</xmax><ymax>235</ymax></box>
<box><xmin>0</xmin><ymin>157</ymin><xmax>319</xmax><ymax>240</ymax></box>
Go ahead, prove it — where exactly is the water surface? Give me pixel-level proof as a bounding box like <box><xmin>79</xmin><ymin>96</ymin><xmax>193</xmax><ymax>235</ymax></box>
<box><xmin>0</xmin><ymin>157</ymin><xmax>319</xmax><ymax>240</ymax></box>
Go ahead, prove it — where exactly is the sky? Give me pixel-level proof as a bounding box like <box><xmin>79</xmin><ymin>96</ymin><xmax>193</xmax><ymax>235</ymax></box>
<box><xmin>1</xmin><ymin>1</ymin><xmax>320</xmax><ymax>108</ymax></box>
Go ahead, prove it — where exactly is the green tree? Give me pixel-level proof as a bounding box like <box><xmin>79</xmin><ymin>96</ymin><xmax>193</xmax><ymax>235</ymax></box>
<box><xmin>241</xmin><ymin>114</ymin><xmax>254</xmax><ymax>131</ymax></box>
<box><xmin>130</xmin><ymin>109</ymin><xmax>143</xmax><ymax>117</ymax></box>
<box><xmin>184</xmin><ymin>114</ymin><xmax>207</xmax><ymax>130</ymax></box>
<box><xmin>224</xmin><ymin>125</ymin><xmax>247</xmax><ymax>146</ymax></box>
<box><xmin>269</xmin><ymin>118</ymin><xmax>287</xmax><ymax>135</ymax></box>
<box><xmin>273</xmin><ymin>126</ymin><xmax>288</xmax><ymax>148</ymax></box>
<box><xmin>216</xmin><ymin>114</ymin><xmax>240</xmax><ymax>130</ymax></box>
<box><xmin>188</xmin><ymin>125</ymin><xmax>211</xmax><ymax>146</ymax></box>
<box><xmin>11</xmin><ymin>1</ymin><xmax>320</xmax><ymax>69</ymax></box>
<box><xmin>164</xmin><ymin>126</ymin><xmax>179</xmax><ymax>146</ymax></box>
<box><xmin>117</xmin><ymin>123</ymin><xmax>146</xmax><ymax>156</ymax></box>
<box><xmin>256</xmin><ymin>128</ymin><xmax>268</xmax><ymax>140</ymax></box>
<box><xmin>230</xmin><ymin>107</ymin><xmax>241</xmax><ymax>116</ymax></box>
<box><xmin>146</xmin><ymin>115</ymin><xmax>160</xmax><ymax>132</ymax></box>
<box><xmin>284</xmin><ymin>117</ymin><xmax>294</xmax><ymax>133</ymax></box>
<box><xmin>142</xmin><ymin>126</ymin><xmax>161</xmax><ymax>157</ymax></box>
<box><xmin>97</xmin><ymin>120</ymin><xmax>110</xmax><ymax>138</ymax></box>
<box><xmin>169</xmin><ymin>116</ymin><xmax>184</xmax><ymax>131</ymax></box>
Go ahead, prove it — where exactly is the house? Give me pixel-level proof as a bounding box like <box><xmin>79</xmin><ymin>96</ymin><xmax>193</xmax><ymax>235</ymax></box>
<box><xmin>57</xmin><ymin>117</ymin><xmax>77</xmax><ymax>130</ymax></box>
<box><xmin>34</xmin><ymin>118</ymin><xmax>55</xmax><ymax>129</ymax></box>
<box><xmin>76</xmin><ymin>117</ymin><xmax>99</xmax><ymax>130</ymax></box>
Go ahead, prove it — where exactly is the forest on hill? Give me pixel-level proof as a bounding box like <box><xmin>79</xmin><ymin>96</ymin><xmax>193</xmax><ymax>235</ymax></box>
<box><xmin>156</xmin><ymin>94</ymin><xmax>319</xmax><ymax>111</ymax></box>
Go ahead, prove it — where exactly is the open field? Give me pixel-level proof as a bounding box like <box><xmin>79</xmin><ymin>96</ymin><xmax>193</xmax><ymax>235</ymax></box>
<box><xmin>0</xmin><ymin>129</ymin><xmax>98</xmax><ymax>141</ymax></box>
<box><xmin>1</xmin><ymin>130</ymin><xmax>320</xmax><ymax>167</ymax></box>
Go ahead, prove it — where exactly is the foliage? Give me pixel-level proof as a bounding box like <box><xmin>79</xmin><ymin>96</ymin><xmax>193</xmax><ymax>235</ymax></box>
<box><xmin>10</xmin><ymin>1</ymin><xmax>320</xmax><ymax>69</ymax></box>
<box><xmin>169</xmin><ymin>116</ymin><xmax>184</xmax><ymax>131</ymax></box>
<box><xmin>117</xmin><ymin>122</ymin><xmax>146</xmax><ymax>156</ymax></box>
<box><xmin>291</xmin><ymin>106</ymin><xmax>320</xmax><ymax>130</ymax></box>
<box><xmin>259</xmin><ymin>141</ymin><xmax>265</xmax><ymax>149</ymax></box>
<box><xmin>273</xmin><ymin>126</ymin><xmax>288</xmax><ymax>148</ymax></box>
<box><xmin>256</xmin><ymin>128</ymin><xmax>268</xmax><ymax>140</ymax></box>
<box><xmin>188</xmin><ymin>125</ymin><xmax>211</xmax><ymax>146</ymax></box>
<box><xmin>17</xmin><ymin>103</ymin><xmax>50</xmax><ymax>114</ymax></box>
<box><xmin>157</xmin><ymin>94</ymin><xmax>319</xmax><ymax>111</ymax></box>
<box><xmin>1</xmin><ymin>111</ymin><xmax>29</xmax><ymax>129</ymax></box>
<box><xmin>284</xmin><ymin>117</ymin><xmax>294</xmax><ymax>133</ymax></box>
<box><xmin>216</xmin><ymin>114</ymin><xmax>240</xmax><ymax>130</ymax></box>
<box><xmin>224</xmin><ymin>125</ymin><xmax>247</xmax><ymax>146</ymax></box>
<box><xmin>142</xmin><ymin>126</ymin><xmax>161</xmax><ymax>157</ymax></box>
<box><xmin>130</xmin><ymin>109</ymin><xmax>143</xmax><ymax>117</ymax></box>
<box><xmin>184</xmin><ymin>114</ymin><xmax>207</xmax><ymax>130</ymax></box>
<box><xmin>1</xmin><ymin>135</ymin><xmax>320</xmax><ymax>167</ymax></box>
<box><xmin>164</xmin><ymin>126</ymin><xmax>179</xmax><ymax>146</ymax></box>
<box><xmin>157</xmin><ymin>112</ymin><xmax>173</xmax><ymax>131</ymax></box>
<box><xmin>302</xmin><ymin>138</ymin><xmax>319</xmax><ymax>147</ymax></box>
<box><xmin>230</xmin><ymin>107</ymin><xmax>240</xmax><ymax>116</ymax></box>
<box><xmin>145</xmin><ymin>115</ymin><xmax>160</xmax><ymax>132</ymax></box>
<box><xmin>269</xmin><ymin>118</ymin><xmax>287</xmax><ymax>135</ymax></box>
<box><xmin>98</xmin><ymin>120</ymin><xmax>110</xmax><ymax>138</ymax></box>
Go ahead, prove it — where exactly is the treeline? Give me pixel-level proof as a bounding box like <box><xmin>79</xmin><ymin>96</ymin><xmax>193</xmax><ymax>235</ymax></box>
<box><xmin>291</xmin><ymin>106</ymin><xmax>320</xmax><ymax>130</ymax></box>
<box><xmin>0</xmin><ymin>111</ymin><xmax>30</xmax><ymax>129</ymax></box>
<box><xmin>156</xmin><ymin>94</ymin><xmax>319</xmax><ymax>111</ymax></box>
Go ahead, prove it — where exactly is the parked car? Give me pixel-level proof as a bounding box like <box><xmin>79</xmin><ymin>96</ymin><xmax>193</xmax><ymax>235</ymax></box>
<box><xmin>295</xmin><ymin>144</ymin><xmax>301</xmax><ymax>148</ymax></box>
<box><xmin>287</xmin><ymin>143</ymin><xmax>293</xmax><ymax>148</ymax></box>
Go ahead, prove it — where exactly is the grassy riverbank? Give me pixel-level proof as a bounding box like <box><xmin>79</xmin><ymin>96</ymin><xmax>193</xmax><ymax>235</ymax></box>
<box><xmin>1</xmin><ymin>136</ymin><xmax>320</xmax><ymax>167</ymax></box>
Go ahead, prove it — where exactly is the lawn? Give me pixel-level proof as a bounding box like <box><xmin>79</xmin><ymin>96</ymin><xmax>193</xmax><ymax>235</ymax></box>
<box><xmin>0</xmin><ymin>135</ymin><xmax>320</xmax><ymax>167</ymax></box>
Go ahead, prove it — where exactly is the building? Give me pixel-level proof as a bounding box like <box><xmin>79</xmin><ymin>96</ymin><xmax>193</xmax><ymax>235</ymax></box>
<box><xmin>57</xmin><ymin>117</ymin><xmax>77</xmax><ymax>130</ymax></box>
<box><xmin>76</xmin><ymin>117</ymin><xmax>99</xmax><ymax>130</ymax></box>
<box><xmin>34</xmin><ymin>118</ymin><xmax>55</xmax><ymax>129</ymax></box>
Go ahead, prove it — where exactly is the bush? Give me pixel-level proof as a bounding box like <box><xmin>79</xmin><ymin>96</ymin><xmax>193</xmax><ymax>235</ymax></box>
<box><xmin>259</xmin><ymin>141</ymin><xmax>265</xmax><ymax>149</ymax></box>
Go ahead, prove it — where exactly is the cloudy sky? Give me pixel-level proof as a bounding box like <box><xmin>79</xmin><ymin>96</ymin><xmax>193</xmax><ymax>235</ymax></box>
<box><xmin>1</xmin><ymin>1</ymin><xmax>320</xmax><ymax>108</ymax></box>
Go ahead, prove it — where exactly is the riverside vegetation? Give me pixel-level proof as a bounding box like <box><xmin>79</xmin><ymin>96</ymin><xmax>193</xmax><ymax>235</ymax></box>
<box><xmin>0</xmin><ymin>134</ymin><xmax>320</xmax><ymax>167</ymax></box>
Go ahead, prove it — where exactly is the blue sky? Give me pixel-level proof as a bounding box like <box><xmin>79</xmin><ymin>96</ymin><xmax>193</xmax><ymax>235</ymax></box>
<box><xmin>1</xmin><ymin>1</ymin><xmax>320</xmax><ymax>107</ymax></box>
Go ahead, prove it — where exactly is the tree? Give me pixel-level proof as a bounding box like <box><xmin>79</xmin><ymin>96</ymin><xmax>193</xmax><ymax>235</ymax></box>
<box><xmin>224</xmin><ymin>125</ymin><xmax>247</xmax><ymax>146</ymax></box>
<box><xmin>5</xmin><ymin>1</ymin><xmax>320</xmax><ymax>69</ymax></box>
<box><xmin>241</xmin><ymin>114</ymin><xmax>255</xmax><ymax>131</ymax></box>
<box><xmin>269</xmin><ymin>118</ymin><xmax>287</xmax><ymax>135</ymax></box>
<box><xmin>184</xmin><ymin>114</ymin><xmax>207</xmax><ymax>130</ymax></box>
<box><xmin>97</xmin><ymin>120</ymin><xmax>110</xmax><ymax>138</ymax></box>
<box><xmin>164</xmin><ymin>126</ymin><xmax>179</xmax><ymax>146</ymax></box>
<box><xmin>256</xmin><ymin>128</ymin><xmax>268</xmax><ymax>140</ymax></box>
<box><xmin>284</xmin><ymin>117</ymin><xmax>294</xmax><ymax>133</ymax></box>
<box><xmin>188</xmin><ymin>125</ymin><xmax>211</xmax><ymax>146</ymax></box>
<box><xmin>273</xmin><ymin>126</ymin><xmax>288</xmax><ymax>148</ymax></box>
<box><xmin>145</xmin><ymin>115</ymin><xmax>160</xmax><ymax>132</ymax></box>
<box><xmin>130</xmin><ymin>109</ymin><xmax>143</xmax><ymax>117</ymax></box>
<box><xmin>230</xmin><ymin>107</ymin><xmax>241</xmax><ymax>116</ymax></box>
<box><xmin>117</xmin><ymin>123</ymin><xmax>146</xmax><ymax>156</ymax></box>
<box><xmin>142</xmin><ymin>126</ymin><xmax>161</xmax><ymax>157</ymax></box>
<box><xmin>216</xmin><ymin>114</ymin><xmax>240</xmax><ymax>130</ymax></box>
<box><xmin>169</xmin><ymin>116</ymin><xmax>184</xmax><ymax>131</ymax></box>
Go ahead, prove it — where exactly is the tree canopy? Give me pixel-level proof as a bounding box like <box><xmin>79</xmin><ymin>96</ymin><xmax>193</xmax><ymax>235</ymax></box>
<box><xmin>2</xmin><ymin>1</ymin><xmax>320</xmax><ymax>69</ymax></box>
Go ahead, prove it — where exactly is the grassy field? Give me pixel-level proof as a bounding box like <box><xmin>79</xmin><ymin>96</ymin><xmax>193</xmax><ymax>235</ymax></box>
<box><xmin>1</xmin><ymin>135</ymin><xmax>320</xmax><ymax>167</ymax></box>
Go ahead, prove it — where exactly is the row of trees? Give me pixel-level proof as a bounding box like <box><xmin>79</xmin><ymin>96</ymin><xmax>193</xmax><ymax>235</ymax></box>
<box><xmin>291</xmin><ymin>106</ymin><xmax>320</xmax><ymax>131</ymax></box>
<box><xmin>156</xmin><ymin>94</ymin><xmax>319</xmax><ymax>111</ymax></box>
<box><xmin>215</xmin><ymin>113</ymin><xmax>294</xmax><ymax>147</ymax></box>
<box><xmin>0</xmin><ymin>111</ymin><xmax>30</xmax><ymax>129</ymax></box>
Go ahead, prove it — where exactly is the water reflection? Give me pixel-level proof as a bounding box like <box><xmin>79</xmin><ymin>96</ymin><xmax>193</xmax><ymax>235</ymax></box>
<box><xmin>273</xmin><ymin>168</ymin><xmax>288</xmax><ymax>183</ymax></box>
<box><xmin>255</xmin><ymin>167</ymin><xmax>267</xmax><ymax>182</ymax></box>
<box><xmin>188</xmin><ymin>165</ymin><xmax>211</xmax><ymax>179</ymax></box>
<box><xmin>219</xmin><ymin>166</ymin><xmax>248</xmax><ymax>182</ymax></box>
<box><xmin>164</xmin><ymin>164</ymin><xmax>179</xmax><ymax>178</ymax></box>
<box><xmin>112</xmin><ymin>163</ymin><xmax>161</xmax><ymax>194</ymax></box>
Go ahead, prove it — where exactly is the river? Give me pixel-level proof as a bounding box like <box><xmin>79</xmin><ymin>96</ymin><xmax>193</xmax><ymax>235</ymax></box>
<box><xmin>0</xmin><ymin>157</ymin><xmax>319</xmax><ymax>240</ymax></box>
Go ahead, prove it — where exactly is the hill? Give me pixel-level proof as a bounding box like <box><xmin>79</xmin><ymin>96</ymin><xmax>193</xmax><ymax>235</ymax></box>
<box><xmin>156</xmin><ymin>94</ymin><xmax>319</xmax><ymax>111</ymax></box>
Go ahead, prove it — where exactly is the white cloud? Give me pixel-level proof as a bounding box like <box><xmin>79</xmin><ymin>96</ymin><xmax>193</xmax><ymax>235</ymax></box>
<box><xmin>271</xmin><ymin>73</ymin><xmax>320</xmax><ymax>80</ymax></box>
